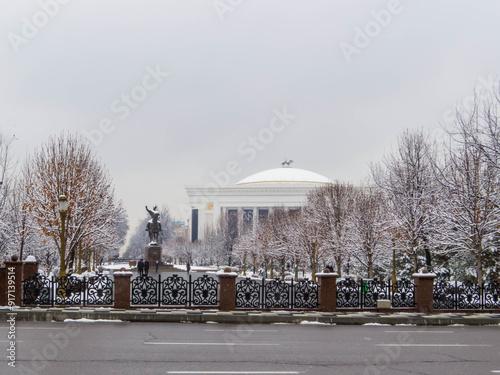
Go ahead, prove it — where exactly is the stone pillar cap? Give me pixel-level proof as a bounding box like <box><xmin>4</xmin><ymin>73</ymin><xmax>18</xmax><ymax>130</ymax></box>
<box><xmin>413</xmin><ymin>272</ymin><xmax>437</xmax><ymax>278</ymax></box>
<box><xmin>114</xmin><ymin>271</ymin><xmax>133</xmax><ymax>276</ymax></box>
<box><xmin>316</xmin><ymin>272</ymin><xmax>338</xmax><ymax>277</ymax></box>
<box><xmin>216</xmin><ymin>270</ymin><xmax>238</xmax><ymax>277</ymax></box>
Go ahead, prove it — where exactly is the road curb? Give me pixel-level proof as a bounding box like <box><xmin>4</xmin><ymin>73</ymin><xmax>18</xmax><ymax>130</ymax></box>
<box><xmin>1</xmin><ymin>308</ymin><xmax>500</xmax><ymax>326</ymax></box>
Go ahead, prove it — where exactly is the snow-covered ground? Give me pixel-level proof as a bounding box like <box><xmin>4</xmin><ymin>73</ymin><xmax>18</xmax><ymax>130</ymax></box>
<box><xmin>103</xmin><ymin>263</ymin><xmax>133</xmax><ymax>270</ymax></box>
<box><xmin>172</xmin><ymin>264</ymin><xmax>218</xmax><ymax>273</ymax></box>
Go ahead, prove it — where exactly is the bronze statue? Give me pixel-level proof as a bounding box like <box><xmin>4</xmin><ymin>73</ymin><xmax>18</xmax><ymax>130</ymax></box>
<box><xmin>145</xmin><ymin>206</ymin><xmax>162</xmax><ymax>244</ymax></box>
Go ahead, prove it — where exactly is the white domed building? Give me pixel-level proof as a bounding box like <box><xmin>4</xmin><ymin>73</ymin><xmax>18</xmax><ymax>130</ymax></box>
<box><xmin>185</xmin><ymin>165</ymin><xmax>332</xmax><ymax>241</ymax></box>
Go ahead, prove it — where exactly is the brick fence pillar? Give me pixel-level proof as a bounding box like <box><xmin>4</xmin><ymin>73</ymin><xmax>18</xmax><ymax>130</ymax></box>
<box><xmin>113</xmin><ymin>271</ymin><xmax>133</xmax><ymax>309</ymax></box>
<box><xmin>316</xmin><ymin>268</ymin><xmax>338</xmax><ymax>312</ymax></box>
<box><xmin>22</xmin><ymin>259</ymin><xmax>39</xmax><ymax>280</ymax></box>
<box><xmin>413</xmin><ymin>269</ymin><xmax>437</xmax><ymax>313</ymax></box>
<box><xmin>217</xmin><ymin>267</ymin><xmax>238</xmax><ymax>312</ymax></box>
<box><xmin>4</xmin><ymin>255</ymin><xmax>23</xmax><ymax>307</ymax></box>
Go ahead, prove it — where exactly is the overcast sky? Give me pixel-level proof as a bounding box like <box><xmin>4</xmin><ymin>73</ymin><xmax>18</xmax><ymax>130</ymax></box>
<box><xmin>2</xmin><ymin>0</ymin><xmax>500</xmax><ymax>240</ymax></box>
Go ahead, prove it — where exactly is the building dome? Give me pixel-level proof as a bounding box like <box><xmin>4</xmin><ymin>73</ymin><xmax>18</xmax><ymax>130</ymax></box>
<box><xmin>236</xmin><ymin>167</ymin><xmax>333</xmax><ymax>185</ymax></box>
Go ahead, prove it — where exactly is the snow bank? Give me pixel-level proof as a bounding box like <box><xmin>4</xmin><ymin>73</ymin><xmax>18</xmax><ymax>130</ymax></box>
<box><xmin>216</xmin><ymin>270</ymin><xmax>238</xmax><ymax>276</ymax></box>
<box><xmin>63</xmin><ymin>318</ymin><xmax>123</xmax><ymax>323</ymax></box>
<box><xmin>104</xmin><ymin>263</ymin><xmax>132</xmax><ymax>270</ymax></box>
<box><xmin>299</xmin><ymin>321</ymin><xmax>335</xmax><ymax>326</ymax></box>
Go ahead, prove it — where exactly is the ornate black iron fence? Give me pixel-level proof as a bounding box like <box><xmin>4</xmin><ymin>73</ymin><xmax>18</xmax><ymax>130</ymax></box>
<box><xmin>336</xmin><ymin>278</ymin><xmax>415</xmax><ymax>308</ymax></box>
<box><xmin>433</xmin><ymin>280</ymin><xmax>500</xmax><ymax>310</ymax></box>
<box><xmin>130</xmin><ymin>274</ymin><xmax>219</xmax><ymax>307</ymax></box>
<box><xmin>235</xmin><ymin>278</ymin><xmax>318</xmax><ymax>309</ymax></box>
<box><xmin>22</xmin><ymin>274</ymin><xmax>114</xmax><ymax>307</ymax></box>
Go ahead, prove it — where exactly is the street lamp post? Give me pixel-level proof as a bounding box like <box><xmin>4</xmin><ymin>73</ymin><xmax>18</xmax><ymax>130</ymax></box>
<box><xmin>58</xmin><ymin>195</ymin><xmax>68</xmax><ymax>278</ymax></box>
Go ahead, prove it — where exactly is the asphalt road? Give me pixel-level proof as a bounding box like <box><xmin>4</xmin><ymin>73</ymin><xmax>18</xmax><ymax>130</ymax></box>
<box><xmin>0</xmin><ymin>321</ymin><xmax>498</xmax><ymax>375</ymax></box>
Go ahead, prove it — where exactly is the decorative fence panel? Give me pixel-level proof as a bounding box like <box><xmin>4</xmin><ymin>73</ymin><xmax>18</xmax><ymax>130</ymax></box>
<box><xmin>23</xmin><ymin>274</ymin><xmax>51</xmax><ymax>306</ymax></box>
<box><xmin>131</xmin><ymin>276</ymin><xmax>158</xmax><ymax>305</ymax></box>
<box><xmin>235</xmin><ymin>278</ymin><xmax>261</xmax><ymax>308</ymax></box>
<box><xmin>235</xmin><ymin>278</ymin><xmax>318</xmax><ymax>309</ymax></box>
<box><xmin>130</xmin><ymin>274</ymin><xmax>219</xmax><ymax>307</ymax></box>
<box><xmin>336</xmin><ymin>278</ymin><xmax>415</xmax><ymax>308</ymax></box>
<box><xmin>391</xmin><ymin>278</ymin><xmax>415</xmax><ymax>308</ymax></box>
<box><xmin>22</xmin><ymin>274</ymin><xmax>114</xmax><ymax>307</ymax></box>
<box><xmin>433</xmin><ymin>280</ymin><xmax>500</xmax><ymax>310</ymax></box>
<box><xmin>161</xmin><ymin>274</ymin><xmax>188</xmax><ymax>305</ymax></box>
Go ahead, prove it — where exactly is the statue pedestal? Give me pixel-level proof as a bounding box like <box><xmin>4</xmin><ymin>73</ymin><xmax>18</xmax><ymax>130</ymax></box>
<box><xmin>145</xmin><ymin>244</ymin><xmax>162</xmax><ymax>265</ymax></box>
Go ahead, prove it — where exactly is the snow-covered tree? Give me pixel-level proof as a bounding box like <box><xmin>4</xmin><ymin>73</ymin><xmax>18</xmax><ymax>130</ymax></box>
<box><xmin>23</xmin><ymin>133</ymin><xmax>124</xmax><ymax>276</ymax></box>
<box><xmin>294</xmin><ymin>204</ymin><xmax>328</xmax><ymax>281</ymax></box>
<box><xmin>346</xmin><ymin>187</ymin><xmax>391</xmax><ymax>278</ymax></box>
<box><xmin>170</xmin><ymin>236</ymin><xmax>197</xmax><ymax>265</ymax></box>
<box><xmin>0</xmin><ymin>132</ymin><xmax>17</xmax><ymax>261</ymax></box>
<box><xmin>306</xmin><ymin>182</ymin><xmax>356</xmax><ymax>277</ymax></box>
<box><xmin>371</xmin><ymin>129</ymin><xmax>437</xmax><ymax>273</ymax></box>
<box><xmin>433</xmin><ymin>102</ymin><xmax>500</xmax><ymax>284</ymax></box>
<box><xmin>201</xmin><ymin>225</ymin><xmax>227</xmax><ymax>267</ymax></box>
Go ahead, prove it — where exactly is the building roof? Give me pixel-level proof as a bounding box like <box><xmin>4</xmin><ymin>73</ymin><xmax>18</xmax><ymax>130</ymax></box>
<box><xmin>236</xmin><ymin>167</ymin><xmax>333</xmax><ymax>186</ymax></box>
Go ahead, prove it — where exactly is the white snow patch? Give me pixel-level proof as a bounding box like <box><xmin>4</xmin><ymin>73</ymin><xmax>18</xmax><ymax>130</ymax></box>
<box><xmin>205</xmin><ymin>321</ymin><xmax>218</xmax><ymax>324</ymax></box>
<box><xmin>362</xmin><ymin>323</ymin><xmax>391</xmax><ymax>326</ymax></box>
<box><xmin>104</xmin><ymin>263</ymin><xmax>132</xmax><ymax>270</ymax></box>
<box><xmin>63</xmin><ymin>318</ymin><xmax>123</xmax><ymax>323</ymax></box>
<box><xmin>215</xmin><ymin>270</ymin><xmax>238</xmax><ymax>276</ymax></box>
<box><xmin>299</xmin><ymin>321</ymin><xmax>335</xmax><ymax>326</ymax></box>
<box><xmin>173</xmin><ymin>264</ymin><xmax>218</xmax><ymax>272</ymax></box>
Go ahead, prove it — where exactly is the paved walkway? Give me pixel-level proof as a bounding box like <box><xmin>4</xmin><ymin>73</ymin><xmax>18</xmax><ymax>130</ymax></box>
<box><xmin>1</xmin><ymin>307</ymin><xmax>500</xmax><ymax>325</ymax></box>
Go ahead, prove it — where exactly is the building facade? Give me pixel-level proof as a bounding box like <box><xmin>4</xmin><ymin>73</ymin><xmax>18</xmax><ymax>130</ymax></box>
<box><xmin>185</xmin><ymin>166</ymin><xmax>332</xmax><ymax>241</ymax></box>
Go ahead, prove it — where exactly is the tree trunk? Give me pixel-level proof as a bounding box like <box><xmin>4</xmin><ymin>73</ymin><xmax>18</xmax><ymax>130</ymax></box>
<box><xmin>280</xmin><ymin>258</ymin><xmax>285</xmax><ymax>281</ymax></box>
<box><xmin>311</xmin><ymin>243</ymin><xmax>317</xmax><ymax>281</ymax></box>
<box><xmin>335</xmin><ymin>257</ymin><xmax>342</xmax><ymax>278</ymax></box>
<box><xmin>368</xmin><ymin>254</ymin><xmax>373</xmax><ymax>279</ymax></box>
<box><xmin>425</xmin><ymin>248</ymin><xmax>432</xmax><ymax>270</ymax></box>
<box><xmin>477</xmin><ymin>250</ymin><xmax>483</xmax><ymax>285</ymax></box>
<box><xmin>413</xmin><ymin>252</ymin><xmax>418</xmax><ymax>273</ymax></box>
